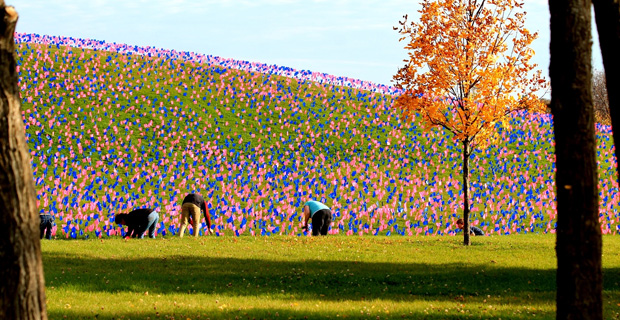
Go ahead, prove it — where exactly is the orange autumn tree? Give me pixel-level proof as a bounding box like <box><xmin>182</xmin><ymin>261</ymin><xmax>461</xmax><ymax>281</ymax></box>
<box><xmin>393</xmin><ymin>0</ymin><xmax>547</xmax><ymax>245</ymax></box>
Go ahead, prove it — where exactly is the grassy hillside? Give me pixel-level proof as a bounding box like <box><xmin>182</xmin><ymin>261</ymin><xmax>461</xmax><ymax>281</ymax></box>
<box><xmin>15</xmin><ymin>33</ymin><xmax>620</xmax><ymax>238</ymax></box>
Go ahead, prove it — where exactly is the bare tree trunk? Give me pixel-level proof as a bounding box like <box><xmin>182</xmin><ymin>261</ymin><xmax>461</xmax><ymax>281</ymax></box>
<box><xmin>462</xmin><ymin>139</ymin><xmax>471</xmax><ymax>246</ymax></box>
<box><xmin>0</xmin><ymin>2</ymin><xmax>47</xmax><ymax>319</ymax></box>
<box><xmin>591</xmin><ymin>70</ymin><xmax>610</xmax><ymax>124</ymax></box>
<box><xmin>593</xmin><ymin>0</ymin><xmax>620</xmax><ymax>176</ymax></box>
<box><xmin>549</xmin><ymin>0</ymin><xmax>603</xmax><ymax>319</ymax></box>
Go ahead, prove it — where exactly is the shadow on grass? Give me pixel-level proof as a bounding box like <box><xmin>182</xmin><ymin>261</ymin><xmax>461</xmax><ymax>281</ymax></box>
<box><xmin>43</xmin><ymin>251</ymin><xmax>566</xmax><ymax>304</ymax></box>
<box><xmin>47</xmin><ymin>307</ymin><xmax>555</xmax><ymax>320</ymax></box>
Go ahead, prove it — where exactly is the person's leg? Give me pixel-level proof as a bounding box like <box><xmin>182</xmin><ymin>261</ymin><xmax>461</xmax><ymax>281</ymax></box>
<box><xmin>136</xmin><ymin>223</ymin><xmax>146</xmax><ymax>239</ymax></box>
<box><xmin>190</xmin><ymin>204</ymin><xmax>201</xmax><ymax>237</ymax></box>
<box><xmin>320</xmin><ymin>210</ymin><xmax>332</xmax><ymax>235</ymax></box>
<box><xmin>45</xmin><ymin>216</ymin><xmax>53</xmax><ymax>239</ymax></box>
<box><xmin>134</xmin><ymin>227</ymin><xmax>144</xmax><ymax>239</ymax></box>
<box><xmin>179</xmin><ymin>204</ymin><xmax>190</xmax><ymax>237</ymax></box>
<box><xmin>147</xmin><ymin>210</ymin><xmax>160</xmax><ymax>238</ymax></box>
<box><xmin>311</xmin><ymin>210</ymin><xmax>324</xmax><ymax>236</ymax></box>
<box><xmin>39</xmin><ymin>215</ymin><xmax>45</xmax><ymax>239</ymax></box>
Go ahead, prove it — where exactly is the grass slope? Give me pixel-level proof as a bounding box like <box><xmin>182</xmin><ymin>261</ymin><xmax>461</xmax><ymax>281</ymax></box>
<box><xmin>15</xmin><ymin>34</ymin><xmax>620</xmax><ymax>239</ymax></box>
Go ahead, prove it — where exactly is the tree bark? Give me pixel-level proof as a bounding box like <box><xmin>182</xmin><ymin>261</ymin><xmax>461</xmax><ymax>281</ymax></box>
<box><xmin>462</xmin><ymin>139</ymin><xmax>471</xmax><ymax>246</ymax></box>
<box><xmin>549</xmin><ymin>0</ymin><xmax>603</xmax><ymax>319</ymax></box>
<box><xmin>593</xmin><ymin>0</ymin><xmax>620</xmax><ymax>178</ymax></box>
<box><xmin>0</xmin><ymin>2</ymin><xmax>48</xmax><ymax>319</ymax></box>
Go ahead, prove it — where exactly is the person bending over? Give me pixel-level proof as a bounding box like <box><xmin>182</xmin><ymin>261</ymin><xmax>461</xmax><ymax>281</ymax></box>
<box><xmin>456</xmin><ymin>218</ymin><xmax>485</xmax><ymax>236</ymax></box>
<box><xmin>179</xmin><ymin>193</ymin><xmax>212</xmax><ymax>237</ymax></box>
<box><xmin>116</xmin><ymin>208</ymin><xmax>160</xmax><ymax>239</ymax></box>
<box><xmin>40</xmin><ymin>213</ymin><xmax>54</xmax><ymax>240</ymax></box>
<box><xmin>302</xmin><ymin>200</ymin><xmax>332</xmax><ymax>236</ymax></box>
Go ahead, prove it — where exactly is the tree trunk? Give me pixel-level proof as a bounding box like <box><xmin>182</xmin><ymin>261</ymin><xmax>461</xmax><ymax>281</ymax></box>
<box><xmin>593</xmin><ymin>0</ymin><xmax>620</xmax><ymax>181</ymax></box>
<box><xmin>0</xmin><ymin>2</ymin><xmax>48</xmax><ymax>319</ymax></box>
<box><xmin>462</xmin><ymin>139</ymin><xmax>471</xmax><ymax>246</ymax></box>
<box><xmin>549</xmin><ymin>0</ymin><xmax>603</xmax><ymax>319</ymax></box>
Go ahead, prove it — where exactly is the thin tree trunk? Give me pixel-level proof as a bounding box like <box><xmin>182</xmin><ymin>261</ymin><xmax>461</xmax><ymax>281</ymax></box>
<box><xmin>549</xmin><ymin>0</ymin><xmax>602</xmax><ymax>319</ymax></box>
<box><xmin>592</xmin><ymin>0</ymin><xmax>620</xmax><ymax>182</ymax></box>
<box><xmin>462</xmin><ymin>139</ymin><xmax>471</xmax><ymax>246</ymax></box>
<box><xmin>0</xmin><ymin>2</ymin><xmax>48</xmax><ymax>319</ymax></box>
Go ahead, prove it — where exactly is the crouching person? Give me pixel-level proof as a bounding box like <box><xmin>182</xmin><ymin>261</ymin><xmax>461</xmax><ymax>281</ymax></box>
<box><xmin>456</xmin><ymin>218</ymin><xmax>485</xmax><ymax>236</ymax></box>
<box><xmin>302</xmin><ymin>199</ymin><xmax>332</xmax><ymax>236</ymax></box>
<box><xmin>179</xmin><ymin>193</ymin><xmax>212</xmax><ymax>237</ymax></box>
<box><xmin>116</xmin><ymin>208</ymin><xmax>160</xmax><ymax>239</ymax></box>
<box><xmin>40</xmin><ymin>213</ymin><xmax>55</xmax><ymax>240</ymax></box>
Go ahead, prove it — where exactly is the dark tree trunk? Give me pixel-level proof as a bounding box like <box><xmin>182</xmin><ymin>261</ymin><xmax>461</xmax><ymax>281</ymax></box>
<box><xmin>549</xmin><ymin>0</ymin><xmax>603</xmax><ymax>319</ymax></box>
<box><xmin>462</xmin><ymin>139</ymin><xmax>471</xmax><ymax>246</ymax></box>
<box><xmin>0</xmin><ymin>2</ymin><xmax>48</xmax><ymax>319</ymax></box>
<box><xmin>593</xmin><ymin>0</ymin><xmax>620</xmax><ymax>181</ymax></box>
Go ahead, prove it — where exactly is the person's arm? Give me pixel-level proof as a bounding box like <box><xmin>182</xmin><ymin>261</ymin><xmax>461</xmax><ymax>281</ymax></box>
<box><xmin>125</xmin><ymin>225</ymin><xmax>134</xmax><ymax>238</ymax></box>
<box><xmin>116</xmin><ymin>214</ymin><xmax>130</xmax><ymax>238</ymax></box>
<box><xmin>302</xmin><ymin>206</ymin><xmax>310</xmax><ymax>230</ymax></box>
<box><xmin>203</xmin><ymin>202</ymin><xmax>212</xmax><ymax>234</ymax></box>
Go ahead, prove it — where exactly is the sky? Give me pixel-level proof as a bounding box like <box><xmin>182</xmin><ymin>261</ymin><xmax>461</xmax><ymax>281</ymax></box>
<box><xmin>9</xmin><ymin>0</ymin><xmax>603</xmax><ymax>88</ymax></box>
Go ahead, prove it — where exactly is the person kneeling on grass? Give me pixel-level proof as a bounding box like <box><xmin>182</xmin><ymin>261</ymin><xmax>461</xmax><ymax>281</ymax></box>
<box><xmin>179</xmin><ymin>193</ymin><xmax>212</xmax><ymax>237</ymax></box>
<box><xmin>116</xmin><ymin>208</ymin><xmax>160</xmax><ymax>239</ymax></box>
<box><xmin>302</xmin><ymin>199</ymin><xmax>332</xmax><ymax>236</ymax></box>
<box><xmin>456</xmin><ymin>218</ymin><xmax>485</xmax><ymax>236</ymax></box>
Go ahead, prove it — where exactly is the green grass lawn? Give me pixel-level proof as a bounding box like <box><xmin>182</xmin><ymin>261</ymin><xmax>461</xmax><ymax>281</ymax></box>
<box><xmin>42</xmin><ymin>235</ymin><xmax>620</xmax><ymax>319</ymax></box>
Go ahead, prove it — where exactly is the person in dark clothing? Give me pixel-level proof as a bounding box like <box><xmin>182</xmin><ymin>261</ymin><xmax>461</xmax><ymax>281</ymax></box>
<box><xmin>302</xmin><ymin>200</ymin><xmax>332</xmax><ymax>236</ymax></box>
<box><xmin>116</xmin><ymin>208</ymin><xmax>160</xmax><ymax>239</ymax></box>
<box><xmin>456</xmin><ymin>218</ymin><xmax>485</xmax><ymax>236</ymax></box>
<box><xmin>179</xmin><ymin>193</ymin><xmax>212</xmax><ymax>237</ymax></box>
<box><xmin>40</xmin><ymin>213</ymin><xmax>54</xmax><ymax>240</ymax></box>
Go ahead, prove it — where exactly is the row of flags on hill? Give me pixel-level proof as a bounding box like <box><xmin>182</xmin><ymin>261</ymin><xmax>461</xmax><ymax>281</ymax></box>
<box><xmin>14</xmin><ymin>33</ymin><xmax>620</xmax><ymax>238</ymax></box>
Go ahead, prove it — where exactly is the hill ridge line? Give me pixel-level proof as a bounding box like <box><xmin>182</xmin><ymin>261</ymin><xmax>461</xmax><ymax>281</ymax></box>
<box><xmin>15</xmin><ymin>32</ymin><xmax>402</xmax><ymax>96</ymax></box>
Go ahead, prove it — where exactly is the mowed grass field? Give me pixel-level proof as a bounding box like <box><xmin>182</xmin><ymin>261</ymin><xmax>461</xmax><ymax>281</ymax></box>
<box><xmin>42</xmin><ymin>235</ymin><xmax>620</xmax><ymax>319</ymax></box>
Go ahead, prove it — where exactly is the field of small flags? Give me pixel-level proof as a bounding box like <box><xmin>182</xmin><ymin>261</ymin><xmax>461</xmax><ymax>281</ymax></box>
<box><xmin>17</xmin><ymin>33</ymin><xmax>620</xmax><ymax>239</ymax></box>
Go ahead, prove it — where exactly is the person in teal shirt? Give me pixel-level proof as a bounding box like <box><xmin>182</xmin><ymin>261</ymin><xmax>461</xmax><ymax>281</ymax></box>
<box><xmin>302</xmin><ymin>200</ymin><xmax>332</xmax><ymax>236</ymax></box>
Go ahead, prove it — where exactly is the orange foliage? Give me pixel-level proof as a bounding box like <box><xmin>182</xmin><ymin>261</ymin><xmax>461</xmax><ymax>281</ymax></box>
<box><xmin>394</xmin><ymin>0</ymin><xmax>548</xmax><ymax>148</ymax></box>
